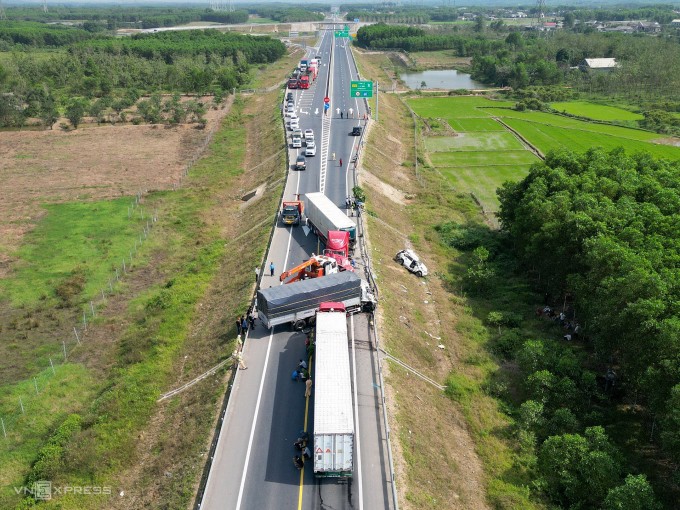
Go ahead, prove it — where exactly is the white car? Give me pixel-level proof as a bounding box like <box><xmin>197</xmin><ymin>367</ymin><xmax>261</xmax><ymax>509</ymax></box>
<box><xmin>286</xmin><ymin>105</ymin><xmax>295</xmax><ymax>116</ymax></box>
<box><xmin>305</xmin><ymin>144</ymin><xmax>316</xmax><ymax>156</ymax></box>
<box><xmin>292</xmin><ymin>127</ymin><xmax>303</xmax><ymax>139</ymax></box>
<box><xmin>292</xmin><ymin>136</ymin><xmax>302</xmax><ymax>148</ymax></box>
<box><xmin>289</xmin><ymin>118</ymin><xmax>299</xmax><ymax>131</ymax></box>
<box><xmin>304</xmin><ymin>129</ymin><xmax>314</xmax><ymax>141</ymax></box>
<box><xmin>395</xmin><ymin>249</ymin><xmax>428</xmax><ymax>277</ymax></box>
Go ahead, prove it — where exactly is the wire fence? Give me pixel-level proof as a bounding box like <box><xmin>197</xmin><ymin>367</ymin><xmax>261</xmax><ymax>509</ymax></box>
<box><xmin>0</xmin><ymin>107</ymin><xmax>225</xmax><ymax>445</ymax></box>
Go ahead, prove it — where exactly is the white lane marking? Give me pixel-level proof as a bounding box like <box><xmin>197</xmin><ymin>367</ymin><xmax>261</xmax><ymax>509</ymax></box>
<box><xmin>235</xmin><ymin>137</ymin><xmax>303</xmax><ymax>510</ymax></box>
<box><xmin>350</xmin><ymin>314</ymin><xmax>364</xmax><ymax>510</ymax></box>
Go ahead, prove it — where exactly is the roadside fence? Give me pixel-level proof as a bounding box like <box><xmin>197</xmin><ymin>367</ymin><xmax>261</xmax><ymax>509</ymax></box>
<box><xmin>1</xmin><ymin>104</ymin><xmax>226</xmax><ymax>446</ymax></box>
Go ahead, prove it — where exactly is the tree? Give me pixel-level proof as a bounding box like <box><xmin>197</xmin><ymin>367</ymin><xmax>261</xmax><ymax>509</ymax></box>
<box><xmin>538</xmin><ymin>426</ymin><xmax>622</xmax><ymax>508</ymax></box>
<box><xmin>474</xmin><ymin>16</ymin><xmax>486</xmax><ymax>33</ymax></box>
<box><xmin>563</xmin><ymin>12</ymin><xmax>575</xmax><ymax>29</ymax></box>
<box><xmin>487</xmin><ymin>311</ymin><xmax>505</xmax><ymax>335</ymax></box>
<box><xmin>65</xmin><ymin>99</ymin><xmax>88</xmax><ymax>129</ymax></box>
<box><xmin>603</xmin><ymin>474</ymin><xmax>661</xmax><ymax>510</ymax></box>
<box><xmin>39</xmin><ymin>95</ymin><xmax>59</xmax><ymax>130</ymax></box>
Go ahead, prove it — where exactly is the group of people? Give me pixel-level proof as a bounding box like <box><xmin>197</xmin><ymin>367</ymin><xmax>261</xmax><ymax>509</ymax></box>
<box><xmin>536</xmin><ymin>305</ymin><xmax>581</xmax><ymax>341</ymax></box>
<box><xmin>236</xmin><ymin>307</ymin><xmax>257</xmax><ymax>338</ymax></box>
<box><xmin>293</xmin><ymin>431</ymin><xmax>312</xmax><ymax>469</ymax></box>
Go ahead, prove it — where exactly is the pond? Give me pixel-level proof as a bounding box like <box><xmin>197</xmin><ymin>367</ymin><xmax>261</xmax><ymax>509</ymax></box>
<box><xmin>400</xmin><ymin>69</ymin><xmax>487</xmax><ymax>90</ymax></box>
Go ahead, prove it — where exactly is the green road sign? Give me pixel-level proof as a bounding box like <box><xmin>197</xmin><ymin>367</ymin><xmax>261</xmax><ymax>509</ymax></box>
<box><xmin>334</xmin><ymin>30</ymin><xmax>349</xmax><ymax>38</ymax></box>
<box><xmin>350</xmin><ymin>80</ymin><xmax>373</xmax><ymax>98</ymax></box>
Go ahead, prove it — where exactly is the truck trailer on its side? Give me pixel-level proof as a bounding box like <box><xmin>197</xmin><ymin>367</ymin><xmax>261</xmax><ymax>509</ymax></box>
<box><xmin>305</xmin><ymin>192</ymin><xmax>357</xmax><ymax>250</ymax></box>
<box><xmin>313</xmin><ymin>303</ymin><xmax>354</xmax><ymax>478</ymax></box>
<box><xmin>256</xmin><ymin>271</ymin><xmax>375</xmax><ymax>330</ymax></box>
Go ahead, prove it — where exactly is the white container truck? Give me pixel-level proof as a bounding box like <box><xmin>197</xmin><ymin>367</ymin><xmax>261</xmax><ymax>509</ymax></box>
<box><xmin>313</xmin><ymin>303</ymin><xmax>354</xmax><ymax>477</ymax></box>
<box><xmin>305</xmin><ymin>192</ymin><xmax>357</xmax><ymax>250</ymax></box>
<box><xmin>256</xmin><ymin>272</ymin><xmax>376</xmax><ymax>330</ymax></box>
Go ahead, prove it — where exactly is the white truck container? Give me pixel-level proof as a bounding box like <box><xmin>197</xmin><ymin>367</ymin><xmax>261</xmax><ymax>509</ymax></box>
<box><xmin>313</xmin><ymin>305</ymin><xmax>354</xmax><ymax>477</ymax></box>
<box><xmin>305</xmin><ymin>192</ymin><xmax>357</xmax><ymax>249</ymax></box>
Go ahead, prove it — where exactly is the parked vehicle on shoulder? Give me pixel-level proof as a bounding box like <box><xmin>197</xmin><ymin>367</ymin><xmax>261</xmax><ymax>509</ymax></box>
<box><xmin>394</xmin><ymin>249</ymin><xmax>428</xmax><ymax>277</ymax></box>
<box><xmin>292</xmin><ymin>127</ymin><xmax>303</xmax><ymax>139</ymax></box>
<box><xmin>292</xmin><ymin>136</ymin><xmax>302</xmax><ymax>148</ymax></box>
<box><xmin>286</xmin><ymin>105</ymin><xmax>295</xmax><ymax>116</ymax></box>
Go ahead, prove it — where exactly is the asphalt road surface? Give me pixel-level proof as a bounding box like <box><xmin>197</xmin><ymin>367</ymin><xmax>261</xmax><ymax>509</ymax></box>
<box><xmin>201</xmin><ymin>30</ymin><xmax>395</xmax><ymax>510</ymax></box>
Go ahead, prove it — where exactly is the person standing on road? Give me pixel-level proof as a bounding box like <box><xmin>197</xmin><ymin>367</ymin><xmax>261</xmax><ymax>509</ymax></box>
<box><xmin>339</xmin><ymin>158</ymin><xmax>343</xmax><ymax>167</ymax></box>
<box><xmin>270</xmin><ymin>261</ymin><xmax>275</xmax><ymax>277</ymax></box>
<box><xmin>340</xmin><ymin>110</ymin><xmax>343</xmax><ymax>119</ymax></box>
<box><xmin>305</xmin><ymin>377</ymin><xmax>313</xmax><ymax>398</ymax></box>
<box><xmin>241</xmin><ymin>316</ymin><xmax>248</xmax><ymax>336</ymax></box>
<box><xmin>254</xmin><ymin>266</ymin><xmax>260</xmax><ymax>283</ymax></box>
<box><xmin>236</xmin><ymin>318</ymin><xmax>242</xmax><ymax>336</ymax></box>
<box><xmin>332</xmin><ymin>152</ymin><xmax>336</xmax><ymax>161</ymax></box>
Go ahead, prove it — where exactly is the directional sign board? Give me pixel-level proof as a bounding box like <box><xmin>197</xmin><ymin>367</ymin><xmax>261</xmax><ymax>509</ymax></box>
<box><xmin>334</xmin><ymin>30</ymin><xmax>349</xmax><ymax>38</ymax></box>
<box><xmin>350</xmin><ymin>80</ymin><xmax>373</xmax><ymax>98</ymax></box>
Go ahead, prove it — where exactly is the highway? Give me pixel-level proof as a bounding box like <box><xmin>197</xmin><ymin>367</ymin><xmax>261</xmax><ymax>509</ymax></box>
<box><xmin>200</xmin><ymin>29</ymin><xmax>395</xmax><ymax>510</ymax></box>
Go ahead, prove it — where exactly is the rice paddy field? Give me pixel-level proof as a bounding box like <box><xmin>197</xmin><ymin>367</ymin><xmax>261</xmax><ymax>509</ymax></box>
<box><xmin>550</xmin><ymin>101</ymin><xmax>644</xmax><ymax>122</ymax></box>
<box><xmin>408</xmin><ymin>96</ymin><xmax>680</xmax><ymax>216</ymax></box>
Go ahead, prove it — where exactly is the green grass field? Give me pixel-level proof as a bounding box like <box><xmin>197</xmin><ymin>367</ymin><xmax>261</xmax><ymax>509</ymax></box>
<box><xmin>0</xmin><ymin>199</ymin><xmax>148</xmax><ymax>307</ymax></box>
<box><xmin>551</xmin><ymin>101</ymin><xmax>644</xmax><ymax>122</ymax></box>
<box><xmin>409</xmin><ymin>96</ymin><xmax>513</xmax><ymax>119</ymax></box>
<box><xmin>440</xmin><ymin>165</ymin><xmax>533</xmax><ymax>208</ymax></box>
<box><xmin>447</xmin><ymin>118</ymin><xmax>506</xmax><ymax>132</ymax></box>
<box><xmin>411</xmin><ymin>95</ymin><xmax>680</xmax><ymax>215</ymax></box>
<box><xmin>425</xmin><ymin>132</ymin><xmax>525</xmax><ymax>152</ymax></box>
<box><xmin>501</xmin><ymin>118</ymin><xmax>680</xmax><ymax>160</ymax></box>
<box><xmin>431</xmin><ymin>150</ymin><xmax>539</xmax><ymax>167</ymax></box>
<box><xmin>485</xmin><ymin>107</ymin><xmax>660</xmax><ymax>141</ymax></box>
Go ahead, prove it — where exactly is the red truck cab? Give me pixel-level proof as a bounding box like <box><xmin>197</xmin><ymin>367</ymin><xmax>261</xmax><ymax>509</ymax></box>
<box><xmin>298</xmin><ymin>75</ymin><xmax>310</xmax><ymax>89</ymax></box>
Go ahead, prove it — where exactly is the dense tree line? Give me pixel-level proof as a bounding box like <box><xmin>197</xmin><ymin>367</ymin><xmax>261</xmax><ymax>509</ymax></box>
<box><xmin>76</xmin><ymin>30</ymin><xmax>285</xmax><ymax>64</ymax></box>
<box><xmin>568</xmin><ymin>5</ymin><xmax>677</xmax><ymax>24</ymax></box>
<box><xmin>355</xmin><ymin>23</ymin><xmax>502</xmax><ymax>54</ymax></box>
<box><xmin>0</xmin><ymin>29</ymin><xmax>286</xmax><ymax>128</ymax></box>
<box><xmin>247</xmin><ymin>6</ymin><xmax>325</xmax><ymax>23</ymax></box>
<box><xmin>2</xmin><ymin>6</ymin><xmax>250</xmax><ymax>27</ymax></box>
<box><xmin>0</xmin><ymin>21</ymin><xmax>97</xmax><ymax>49</ymax></box>
<box><xmin>495</xmin><ymin>148</ymin><xmax>680</xmax><ymax>507</ymax></box>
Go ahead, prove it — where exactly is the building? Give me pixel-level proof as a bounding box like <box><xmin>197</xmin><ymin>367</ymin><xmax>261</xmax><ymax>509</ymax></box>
<box><xmin>671</xmin><ymin>19</ymin><xmax>680</xmax><ymax>27</ymax></box>
<box><xmin>635</xmin><ymin>21</ymin><xmax>661</xmax><ymax>33</ymax></box>
<box><xmin>579</xmin><ymin>58</ymin><xmax>619</xmax><ymax>72</ymax></box>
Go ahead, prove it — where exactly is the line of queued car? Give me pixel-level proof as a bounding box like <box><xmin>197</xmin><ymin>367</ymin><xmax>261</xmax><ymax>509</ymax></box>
<box><xmin>285</xmin><ymin>92</ymin><xmax>316</xmax><ymax>170</ymax></box>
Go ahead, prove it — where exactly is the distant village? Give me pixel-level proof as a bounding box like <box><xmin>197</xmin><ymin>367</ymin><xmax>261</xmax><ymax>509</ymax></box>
<box><xmin>456</xmin><ymin>8</ymin><xmax>680</xmax><ymax>34</ymax></box>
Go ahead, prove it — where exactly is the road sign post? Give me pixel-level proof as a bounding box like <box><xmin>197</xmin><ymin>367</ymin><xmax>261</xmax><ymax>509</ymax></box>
<box><xmin>350</xmin><ymin>80</ymin><xmax>374</xmax><ymax>98</ymax></box>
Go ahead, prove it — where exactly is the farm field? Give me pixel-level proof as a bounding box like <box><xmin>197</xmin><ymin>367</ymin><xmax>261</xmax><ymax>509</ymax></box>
<box><xmin>409</xmin><ymin>95</ymin><xmax>513</xmax><ymax>119</ymax></box>
<box><xmin>409</xmin><ymin>96</ymin><xmax>535</xmax><ymax>215</ymax></box>
<box><xmin>497</xmin><ymin>116</ymin><xmax>680</xmax><ymax>159</ymax></box>
<box><xmin>430</xmin><ymin>149</ymin><xmax>538</xmax><ymax>167</ymax></box>
<box><xmin>425</xmin><ymin>132</ymin><xmax>524</xmax><ymax>152</ymax></box>
<box><xmin>410</xmin><ymin>95</ymin><xmax>680</xmax><ymax>217</ymax></box>
<box><xmin>550</xmin><ymin>101</ymin><xmax>644</xmax><ymax>121</ymax></box>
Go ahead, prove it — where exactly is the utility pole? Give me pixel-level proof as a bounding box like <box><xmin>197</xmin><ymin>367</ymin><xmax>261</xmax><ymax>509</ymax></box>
<box><xmin>43</xmin><ymin>0</ymin><xmax>48</xmax><ymax>13</ymax></box>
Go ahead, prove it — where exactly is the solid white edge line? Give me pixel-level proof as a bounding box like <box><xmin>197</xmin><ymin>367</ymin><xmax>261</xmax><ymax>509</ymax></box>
<box><xmin>235</xmin><ymin>108</ymin><xmax>303</xmax><ymax>510</ymax></box>
<box><xmin>351</xmin><ymin>314</ymin><xmax>364</xmax><ymax>510</ymax></box>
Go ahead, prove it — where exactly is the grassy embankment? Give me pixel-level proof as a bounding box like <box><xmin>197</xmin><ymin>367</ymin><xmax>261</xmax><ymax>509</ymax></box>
<box><xmin>354</xmin><ymin>49</ymin><xmax>539</xmax><ymax>510</ymax></box>
<box><xmin>0</xmin><ymin>53</ymin><xmax>292</xmax><ymax>508</ymax></box>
